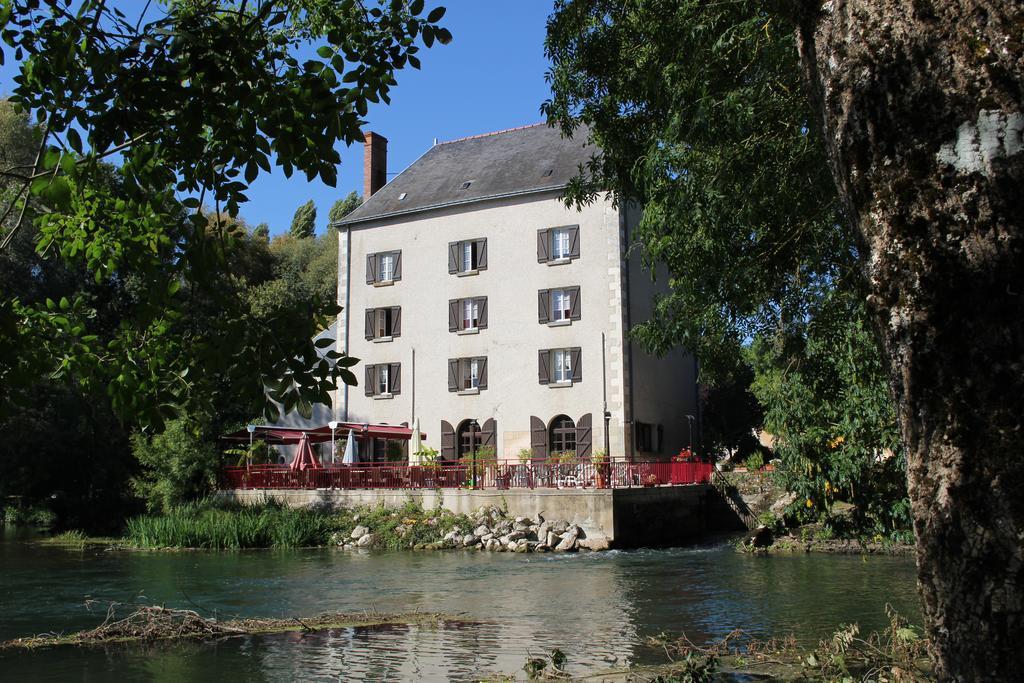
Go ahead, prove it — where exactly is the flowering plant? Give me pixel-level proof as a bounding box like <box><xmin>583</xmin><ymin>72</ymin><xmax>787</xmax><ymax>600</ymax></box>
<box><xmin>673</xmin><ymin>448</ymin><xmax>695</xmax><ymax>463</ymax></box>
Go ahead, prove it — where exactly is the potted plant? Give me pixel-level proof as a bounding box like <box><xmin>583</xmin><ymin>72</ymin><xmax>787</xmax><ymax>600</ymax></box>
<box><xmin>591</xmin><ymin>449</ymin><xmax>610</xmax><ymax>488</ymax></box>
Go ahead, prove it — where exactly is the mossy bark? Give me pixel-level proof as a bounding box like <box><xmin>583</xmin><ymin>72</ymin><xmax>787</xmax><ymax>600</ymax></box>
<box><xmin>794</xmin><ymin>1</ymin><xmax>1023</xmax><ymax>679</ymax></box>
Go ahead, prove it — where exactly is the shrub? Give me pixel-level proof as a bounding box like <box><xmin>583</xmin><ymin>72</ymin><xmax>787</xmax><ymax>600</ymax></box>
<box><xmin>130</xmin><ymin>417</ymin><xmax>220</xmax><ymax>514</ymax></box>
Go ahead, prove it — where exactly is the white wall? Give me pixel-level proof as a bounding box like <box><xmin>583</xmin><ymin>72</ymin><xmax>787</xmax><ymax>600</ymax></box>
<box><xmin>337</xmin><ymin>191</ymin><xmax>629</xmax><ymax>460</ymax></box>
<box><xmin>622</xmin><ymin>205</ymin><xmax>700</xmax><ymax>460</ymax></box>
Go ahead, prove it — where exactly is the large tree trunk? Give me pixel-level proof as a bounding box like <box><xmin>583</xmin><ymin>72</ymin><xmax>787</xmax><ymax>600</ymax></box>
<box><xmin>795</xmin><ymin>1</ymin><xmax>1023</xmax><ymax>679</ymax></box>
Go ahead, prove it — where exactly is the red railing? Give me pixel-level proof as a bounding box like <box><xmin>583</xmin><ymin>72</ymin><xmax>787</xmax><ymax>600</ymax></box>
<box><xmin>219</xmin><ymin>460</ymin><xmax>714</xmax><ymax>491</ymax></box>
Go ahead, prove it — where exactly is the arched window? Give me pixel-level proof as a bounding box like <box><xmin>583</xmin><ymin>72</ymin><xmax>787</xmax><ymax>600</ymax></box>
<box><xmin>549</xmin><ymin>415</ymin><xmax>576</xmax><ymax>456</ymax></box>
<box><xmin>457</xmin><ymin>419</ymin><xmax>480</xmax><ymax>458</ymax></box>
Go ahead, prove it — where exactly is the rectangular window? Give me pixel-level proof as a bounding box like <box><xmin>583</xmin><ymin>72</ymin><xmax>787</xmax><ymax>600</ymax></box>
<box><xmin>552</xmin><ymin>228</ymin><xmax>571</xmax><ymax>260</ymax></box>
<box><xmin>449</xmin><ymin>357</ymin><xmax>488</xmax><ymax>392</ymax></box>
<box><xmin>551</xmin><ymin>289</ymin><xmax>571</xmax><ymax>321</ymax></box>
<box><xmin>460</xmin><ymin>357</ymin><xmax>480</xmax><ymax>389</ymax></box>
<box><xmin>378</xmin><ymin>365</ymin><xmax>390</xmax><ymax>395</ymax></box>
<box><xmin>462</xmin><ymin>298</ymin><xmax>479</xmax><ymax>330</ymax></box>
<box><xmin>376</xmin><ymin>308</ymin><xmax>392</xmax><ymax>338</ymax></box>
<box><xmin>379</xmin><ymin>252</ymin><xmax>394</xmax><ymax>282</ymax></box>
<box><xmin>367</xmin><ymin>250</ymin><xmax>401</xmax><ymax>284</ymax></box>
<box><xmin>449</xmin><ymin>297</ymin><xmax>488</xmax><ymax>332</ymax></box>
<box><xmin>449</xmin><ymin>239</ymin><xmax>487</xmax><ymax>274</ymax></box>
<box><xmin>553</xmin><ymin>349</ymin><xmax>572</xmax><ymax>383</ymax></box>
<box><xmin>365</xmin><ymin>363</ymin><xmax>400</xmax><ymax>396</ymax></box>
<box><xmin>636</xmin><ymin>422</ymin><xmax>653</xmax><ymax>452</ymax></box>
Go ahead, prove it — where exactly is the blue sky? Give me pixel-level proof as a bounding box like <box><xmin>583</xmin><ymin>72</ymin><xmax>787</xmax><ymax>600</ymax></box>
<box><xmin>251</xmin><ymin>1</ymin><xmax>559</xmax><ymax>235</ymax></box>
<box><xmin>2</xmin><ymin>2</ymin><xmax>557</xmax><ymax>236</ymax></box>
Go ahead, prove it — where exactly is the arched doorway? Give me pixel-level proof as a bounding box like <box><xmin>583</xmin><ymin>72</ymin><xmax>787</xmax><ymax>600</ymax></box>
<box><xmin>457</xmin><ymin>419</ymin><xmax>480</xmax><ymax>458</ymax></box>
<box><xmin>549</xmin><ymin>414</ymin><xmax>577</xmax><ymax>456</ymax></box>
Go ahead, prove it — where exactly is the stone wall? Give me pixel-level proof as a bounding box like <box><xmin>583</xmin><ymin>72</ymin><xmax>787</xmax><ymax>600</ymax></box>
<box><xmin>219</xmin><ymin>485</ymin><xmax>734</xmax><ymax>548</ymax></box>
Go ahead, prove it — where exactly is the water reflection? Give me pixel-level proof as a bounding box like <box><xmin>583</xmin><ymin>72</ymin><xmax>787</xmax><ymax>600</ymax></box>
<box><xmin>0</xmin><ymin>537</ymin><xmax>920</xmax><ymax>681</ymax></box>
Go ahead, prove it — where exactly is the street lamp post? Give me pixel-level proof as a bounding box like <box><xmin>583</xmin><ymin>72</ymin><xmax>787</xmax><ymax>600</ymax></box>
<box><xmin>468</xmin><ymin>419</ymin><xmax>479</xmax><ymax>488</ymax></box>
<box><xmin>246</xmin><ymin>425</ymin><xmax>256</xmax><ymax>470</ymax></box>
<box><xmin>328</xmin><ymin>421</ymin><xmax>339</xmax><ymax>465</ymax></box>
<box><xmin>685</xmin><ymin>414</ymin><xmax>695</xmax><ymax>452</ymax></box>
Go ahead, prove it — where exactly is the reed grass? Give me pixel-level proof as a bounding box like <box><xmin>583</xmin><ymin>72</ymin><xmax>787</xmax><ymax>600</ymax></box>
<box><xmin>125</xmin><ymin>499</ymin><xmax>335</xmax><ymax>549</ymax></box>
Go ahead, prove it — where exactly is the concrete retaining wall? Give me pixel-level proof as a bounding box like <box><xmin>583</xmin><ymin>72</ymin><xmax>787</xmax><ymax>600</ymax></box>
<box><xmin>219</xmin><ymin>484</ymin><xmax>727</xmax><ymax>548</ymax></box>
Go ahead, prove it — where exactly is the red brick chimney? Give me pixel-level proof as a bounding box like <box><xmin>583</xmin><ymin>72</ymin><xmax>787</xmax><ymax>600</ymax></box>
<box><xmin>363</xmin><ymin>131</ymin><xmax>388</xmax><ymax>197</ymax></box>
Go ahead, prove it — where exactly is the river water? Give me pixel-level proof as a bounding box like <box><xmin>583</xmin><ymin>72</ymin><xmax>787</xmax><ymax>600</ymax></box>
<box><xmin>0</xmin><ymin>531</ymin><xmax>920</xmax><ymax>681</ymax></box>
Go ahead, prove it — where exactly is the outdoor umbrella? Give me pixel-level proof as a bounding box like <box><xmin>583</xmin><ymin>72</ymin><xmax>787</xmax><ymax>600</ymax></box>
<box><xmin>409</xmin><ymin>418</ymin><xmax>422</xmax><ymax>465</ymax></box>
<box><xmin>342</xmin><ymin>432</ymin><xmax>358</xmax><ymax>464</ymax></box>
<box><xmin>290</xmin><ymin>433</ymin><xmax>322</xmax><ymax>471</ymax></box>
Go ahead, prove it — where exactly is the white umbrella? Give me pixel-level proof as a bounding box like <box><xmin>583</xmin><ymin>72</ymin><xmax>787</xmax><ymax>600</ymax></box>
<box><xmin>409</xmin><ymin>418</ymin><xmax>422</xmax><ymax>465</ymax></box>
<box><xmin>342</xmin><ymin>433</ymin><xmax>358</xmax><ymax>464</ymax></box>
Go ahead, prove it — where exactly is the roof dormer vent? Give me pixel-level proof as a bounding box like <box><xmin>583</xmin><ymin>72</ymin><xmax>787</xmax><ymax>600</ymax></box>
<box><xmin>461</xmin><ymin>181</ymin><xmax>472</xmax><ymax>189</ymax></box>
<box><xmin>542</xmin><ymin>169</ymin><xmax>553</xmax><ymax>177</ymax></box>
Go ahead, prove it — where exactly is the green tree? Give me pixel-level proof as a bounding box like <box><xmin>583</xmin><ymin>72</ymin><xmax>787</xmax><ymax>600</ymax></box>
<box><xmin>0</xmin><ymin>1</ymin><xmax>450</xmax><ymax>428</ymax></box>
<box><xmin>130</xmin><ymin>415</ymin><xmax>220</xmax><ymax>514</ymax></box>
<box><xmin>328</xmin><ymin>191</ymin><xmax>362</xmax><ymax>223</ymax></box>
<box><xmin>289</xmin><ymin>199</ymin><xmax>317</xmax><ymax>238</ymax></box>
<box><xmin>546</xmin><ymin>0</ymin><xmax>1024</xmax><ymax>676</ymax></box>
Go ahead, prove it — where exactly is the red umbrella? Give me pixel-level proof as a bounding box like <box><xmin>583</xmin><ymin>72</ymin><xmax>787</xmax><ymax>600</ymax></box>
<box><xmin>290</xmin><ymin>433</ymin><xmax>322</xmax><ymax>471</ymax></box>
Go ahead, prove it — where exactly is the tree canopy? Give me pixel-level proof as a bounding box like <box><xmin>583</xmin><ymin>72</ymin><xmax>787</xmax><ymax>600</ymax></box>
<box><xmin>0</xmin><ymin>0</ymin><xmax>450</xmax><ymax>428</ymax></box>
<box><xmin>328</xmin><ymin>190</ymin><xmax>362</xmax><ymax>223</ymax></box>
<box><xmin>289</xmin><ymin>199</ymin><xmax>317</xmax><ymax>238</ymax></box>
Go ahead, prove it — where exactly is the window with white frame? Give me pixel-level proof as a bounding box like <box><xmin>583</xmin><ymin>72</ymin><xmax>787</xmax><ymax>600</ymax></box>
<box><xmin>378</xmin><ymin>364</ymin><xmax>391</xmax><ymax>394</ymax></box>
<box><xmin>376</xmin><ymin>308</ymin><xmax>393</xmax><ymax>338</ymax></box>
<box><xmin>462</xmin><ymin>298</ymin><xmax>480</xmax><ymax>330</ymax></box>
<box><xmin>551</xmin><ymin>289</ymin><xmax>571</xmax><ymax>321</ymax></box>
<box><xmin>379</xmin><ymin>252</ymin><xmax>395</xmax><ymax>282</ymax></box>
<box><xmin>553</xmin><ymin>348</ymin><xmax>572</xmax><ymax>383</ymax></box>
<box><xmin>552</xmin><ymin>228</ymin><xmax>571</xmax><ymax>260</ymax></box>
<box><xmin>461</xmin><ymin>357</ymin><xmax>480</xmax><ymax>390</ymax></box>
<box><xmin>449</xmin><ymin>238</ymin><xmax>487</xmax><ymax>274</ymax></box>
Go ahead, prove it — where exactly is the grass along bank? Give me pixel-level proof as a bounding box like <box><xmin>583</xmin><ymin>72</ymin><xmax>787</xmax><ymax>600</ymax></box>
<box><xmin>119</xmin><ymin>498</ymin><xmax>592</xmax><ymax>553</ymax></box>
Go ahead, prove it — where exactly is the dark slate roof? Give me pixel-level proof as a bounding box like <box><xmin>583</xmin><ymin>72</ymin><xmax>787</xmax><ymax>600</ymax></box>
<box><xmin>337</xmin><ymin>123</ymin><xmax>596</xmax><ymax>226</ymax></box>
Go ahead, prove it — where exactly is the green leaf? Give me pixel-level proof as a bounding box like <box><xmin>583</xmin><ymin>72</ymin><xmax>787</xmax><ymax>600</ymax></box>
<box><xmin>426</xmin><ymin>6</ymin><xmax>446</xmax><ymax>22</ymax></box>
<box><xmin>314</xmin><ymin>337</ymin><xmax>335</xmax><ymax>348</ymax></box>
<box><xmin>66</xmin><ymin>128</ymin><xmax>83</xmax><ymax>154</ymax></box>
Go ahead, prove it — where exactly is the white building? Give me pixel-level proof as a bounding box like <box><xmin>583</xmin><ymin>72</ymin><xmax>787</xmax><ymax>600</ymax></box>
<box><xmin>331</xmin><ymin>124</ymin><xmax>699</xmax><ymax>463</ymax></box>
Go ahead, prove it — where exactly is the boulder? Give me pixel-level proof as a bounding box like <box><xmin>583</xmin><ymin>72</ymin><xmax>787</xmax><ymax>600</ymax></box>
<box><xmin>506</xmin><ymin>540</ymin><xmax>519</xmax><ymax>551</ymax></box>
<box><xmin>515</xmin><ymin>516</ymin><xmax>527</xmax><ymax>524</ymax></box>
<box><xmin>535</xmin><ymin>512</ymin><xmax>545</xmax><ymax>526</ymax></box>
<box><xmin>350</xmin><ymin>525</ymin><xmax>369</xmax><ymax>540</ymax></box>
<box><xmin>356</xmin><ymin>533</ymin><xmax>375</xmax><ymax>547</ymax></box>
<box><xmin>474</xmin><ymin>525</ymin><xmax>491</xmax><ymax>537</ymax></box>
<box><xmin>514</xmin><ymin>541</ymin><xmax>530</xmax><ymax>553</ymax></box>
<box><xmin>546</xmin><ymin>531</ymin><xmax>561</xmax><ymax>548</ymax></box>
<box><xmin>551</xmin><ymin>520</ymin><xmax>569</xmax><ymax>534</ymax></box>
<box><xmin>462</xmin><ymin>533</ymin><xmax>478</xmax><ymax>547</ymax></box>
<box><xmin>578</xmin><ymin>537</ymin><xmax>610</xmax><ymax>551</ymax></box>
<box><xmin>555</xmin><ymin>535</ymin><xmax>578</xmax><ymax>552</ymax></box>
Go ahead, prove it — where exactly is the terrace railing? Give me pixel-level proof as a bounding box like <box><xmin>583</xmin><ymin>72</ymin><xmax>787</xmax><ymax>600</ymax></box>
<box><xmin>219</xmin><ymin>460</ymin><xmax>714</xmax><ymax>491</ymax></box>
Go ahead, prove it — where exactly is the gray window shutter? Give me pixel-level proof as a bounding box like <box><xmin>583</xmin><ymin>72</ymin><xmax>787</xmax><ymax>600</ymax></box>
<box><xmin>448</xmin><ymin>299</ymin><xmax>459</xmax><ymax>332</ymax></box>
<box><xmin>538</xmin><ymin>349</ymin><xmax>551</xmax><ymax>384</ymax></box>
<box><xmin>476</xmin><ymin>239</ymin><xmax>487</xmax><ymax>270</ymax></box>
<box><xmin>392</xmin><ymin>250</ymin><xmax>402</xmax><ymax>280</ymax></box>
<box><xmin>569</xmin><ymin>286</ymin><xmax>581</xmax><ymax>321</ymax></box>
<box><xmin>390</xmin><ymin>363</ymin><xmax>401</xmax><ymax>394</ymax></box>
<box><xmin>441</xmin><ymin>420</ymin><xmax>456</xmax><ymax>460</ymax></box>
<box><xmin>365</xmin><ymin>309</ymin><xmax>374</xmax><ymax>340</ymax></box>
<box><xmin>391</xmin><ymin>306</ymin><xmax>401</xmax><ymax>337</ymax></box>
<box><xmin>448</xmin><ymin>241</ymin><xmax>459</xmax><ymax>273</ymax></box>
<box><xmin>477</xmin><ymin>356</ymin><xmax>488</xmax><ymax>389</ymax></box>
<box><xmin>570</xmin><ymin>347</ymin><xmax>582</xmax><ymax>382</ymax></box>
<box><xmin>477</xmin><ymin>297</ymin><xmax>488</xmax><ymax>329</ymax></box>
<box><xmin>576</xmin><ymin>413</ymin><xmax>593</xmax><ymax>459</ymax></box>
<box><xmin>447</xmin><ymin>359</ymin><xmax>458</xmax><ymax>392</ymax></box>
<box><xmin>366</xmin><ymin>253</ymin><xmax>376</xmax><ymax>284</ymax></box>
<box><xmin>538</xmin><ymin>289</ymin><xmax>550</xmax><ymax>324</ymax></box>
<box><xmin>568</xmin><ymin>225</ymin><xmax>580</xmax><ymax>258</ymax></box>
<box><xmin>480</xmin><ymin>418</ymin><xmax>496</xmax><ymax>449</ymax></box>
<box><xmin>364</xmin><ymin>364</ymin><xmax>374</xmax><ymax>396</ymax></box>
<box><xmin>530</xmin><ymin>416</ymin><xmax>548</xmax><ymax>461</ymax></box>
<box><xmin>537</xmin><ymin>229</ymin><xmax>549</xmax><ymax>263</ymax></box>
